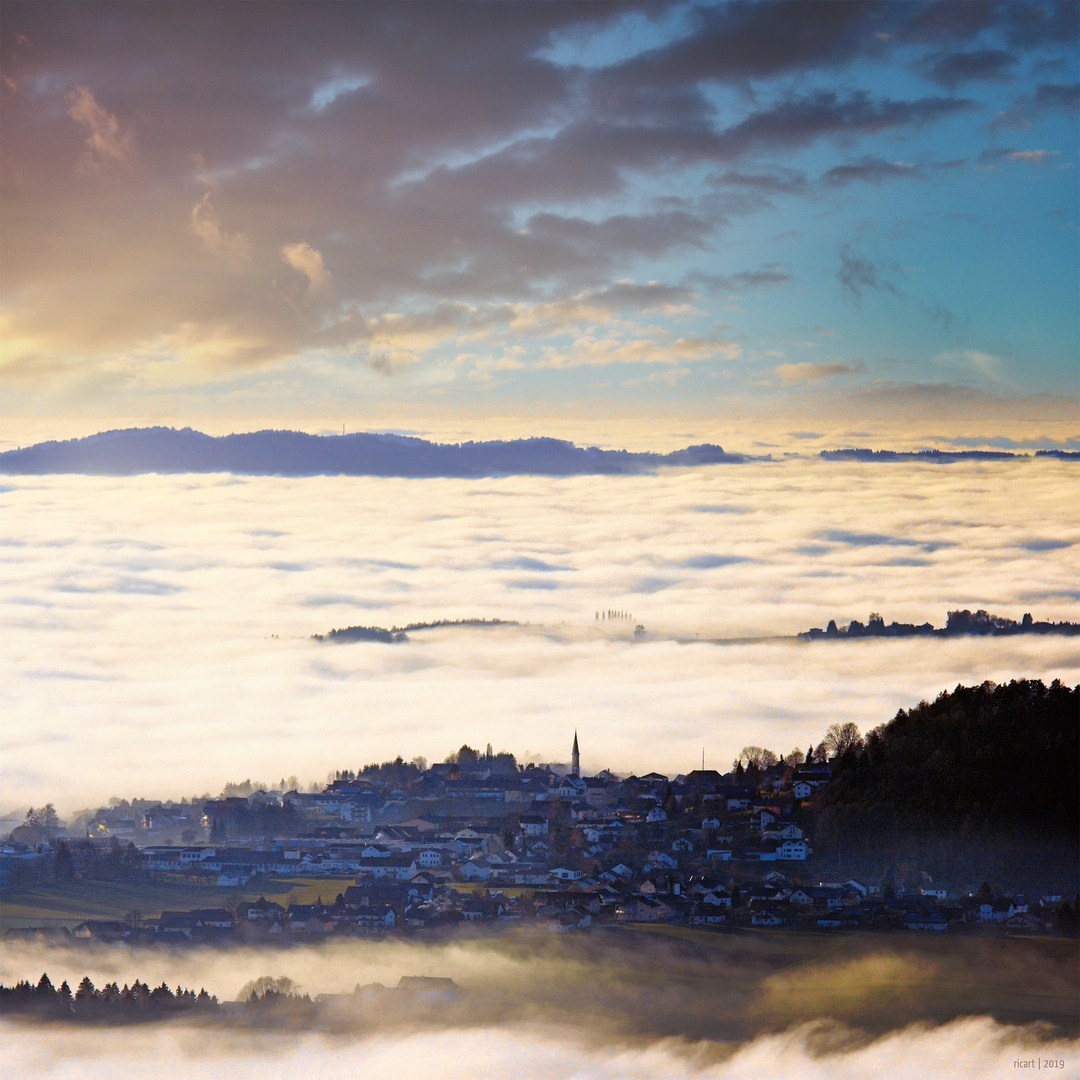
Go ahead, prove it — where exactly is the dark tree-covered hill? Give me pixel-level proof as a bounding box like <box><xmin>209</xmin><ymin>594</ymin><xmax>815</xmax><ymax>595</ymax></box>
<box><xmin>816</xmin><ymin>680</ymin><xmax>1079</xmax><ymax>858</ymax></box>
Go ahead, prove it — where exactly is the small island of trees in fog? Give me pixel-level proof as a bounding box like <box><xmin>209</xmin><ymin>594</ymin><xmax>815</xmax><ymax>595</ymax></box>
<box><xmin>801</xmin><ymin>608</ymin><xmax>1080</xmax><ymax>640</ymax></box>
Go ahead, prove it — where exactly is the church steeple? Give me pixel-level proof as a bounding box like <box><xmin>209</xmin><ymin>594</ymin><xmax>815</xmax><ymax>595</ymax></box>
<box><xmin>571</xmin><ymin>730</ymin><xmax>580</xmax><ymax>777</ymax></box>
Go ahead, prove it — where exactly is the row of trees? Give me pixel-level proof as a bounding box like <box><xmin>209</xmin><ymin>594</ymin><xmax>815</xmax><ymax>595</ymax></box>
<box><xmin>0</xmin><ymin>973</ymin><xmax>218</xmax><ymax>1022</ymax></box>
<box><xmin>206</xmin><ymin>802</ymin><xmax>301</xmax><ymax>842</ymax></box>
<box><xmin>732</xmin><ymin>722</ymin><xmax>865</xmax><ymax>779</ymax></box>
<box><xmin>441</xmin><ymin>744</ymin><xmax>518</xmax><ymax>773</ymax></box>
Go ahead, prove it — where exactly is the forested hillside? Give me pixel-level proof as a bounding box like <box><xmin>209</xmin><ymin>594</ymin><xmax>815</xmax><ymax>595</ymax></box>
<box><xmin>814</xmin><ymin>680</ymin><xmax>1078</xmax><ymax>881</ymax></box>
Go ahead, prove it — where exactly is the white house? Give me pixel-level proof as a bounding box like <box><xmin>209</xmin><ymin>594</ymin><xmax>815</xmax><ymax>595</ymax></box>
<box><xmin>777</xmin><ymin>839</ymin><xmax>809</xmax><ymax>860</ymax></box>
<box><xmin>751</xmin><ymin>910</ymin><xmax>785</xmax><ymax>926</ymax></box>
<box><xmin>550</xmin><ymin>866</ymin><xmax>584</xmax><ymax>881</ymax></box>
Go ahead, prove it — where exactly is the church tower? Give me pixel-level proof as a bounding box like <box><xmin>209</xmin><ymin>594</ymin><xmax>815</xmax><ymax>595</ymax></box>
<box><xmin>571</xmin><ymin>730</ymin><xmax>580</xmax><ymax>777</ymax></box>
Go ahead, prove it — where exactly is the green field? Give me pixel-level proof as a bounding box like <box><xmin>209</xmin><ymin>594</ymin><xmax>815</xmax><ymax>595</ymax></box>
<box><xmin>0</xmin><ymin>877</ymin><xmax>357</xmax><ymax>931</ymax></box>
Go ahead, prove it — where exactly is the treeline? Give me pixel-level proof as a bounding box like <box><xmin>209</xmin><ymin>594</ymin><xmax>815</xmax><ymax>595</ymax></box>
<box><xmin>313</xmin><ymin>617</ymin><xmax>517</xmax><ymax>644</ymax></box>
<box><xmin>802</xmin><ymin>609</ymin><xmax>1080</xmax><ymax>640</ymax></box>
<box><xmin>312</xmin><ymin>625</ymin><xmax>407</xmax><ymax>644</ymax></box>
<box><xmin>396</xmin><ymin>617</ymin><xmax>516</xmax><ymax>631</ymax></box>
<box><xmin>0</xmin><ymin>973</ymin><xmax>218</xmax><ymax>1022</ymax></box>
<box><xmin>820</xmin><ymin>447</ymin><xmax>1079</xmax><ymax>462</ymax></box>
<box><xmin>205</xmin><ymin>801</ymin><xmax>302</xmax><ymax>842</ymax></box>
<box><xmin>815</xmin><ymin>679</ymin><xmax>1079</xmax><ymax>851</ymax></box>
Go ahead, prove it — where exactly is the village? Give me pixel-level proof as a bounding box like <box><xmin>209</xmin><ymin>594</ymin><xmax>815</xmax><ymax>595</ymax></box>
<box><xmin>3</xmin><ymin>734</ymin><xmax>1072</xmax><ymax>945</ymax></box>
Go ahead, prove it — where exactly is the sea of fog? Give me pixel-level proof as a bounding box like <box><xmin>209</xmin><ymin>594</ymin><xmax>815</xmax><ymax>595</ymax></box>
<box><xmin>4</xmin><ymin>1018</ymin><xmax>1076</xmax><ymax>1080</ymax></box>
<box><xmin>1</xmin><ymin>456</ymin><xmax>1077</xmax><ymax>813</ymax></box>
<box><xmin>1</xmin><ymin>931</ymin><xmax>1078</xmax><ymax>1079</ymax></box>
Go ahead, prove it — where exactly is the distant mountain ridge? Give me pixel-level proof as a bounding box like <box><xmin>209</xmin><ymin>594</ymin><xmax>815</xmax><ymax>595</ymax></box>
<box><xmin>0</xmin><ymin>427</ymin><xmax>745</xmax><ymax>477</ymax></box>
<box><xmin>821</xmin><ymin>447</ymin><xmax>1078</xmax><ymax>462</ymax></box>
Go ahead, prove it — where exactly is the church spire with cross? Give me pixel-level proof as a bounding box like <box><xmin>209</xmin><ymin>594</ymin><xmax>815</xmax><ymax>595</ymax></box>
<box><xmin>571</xmin><ymin>730</ymin><xmax>580</xmax><ymax>777</ymax></box>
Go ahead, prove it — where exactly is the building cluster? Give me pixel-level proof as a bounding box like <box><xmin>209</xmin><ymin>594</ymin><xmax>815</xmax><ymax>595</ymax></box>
<box><xmin>3</xmin><ymin>737</ymin><xmax>1068</xmax><ymax>941</ymax></box>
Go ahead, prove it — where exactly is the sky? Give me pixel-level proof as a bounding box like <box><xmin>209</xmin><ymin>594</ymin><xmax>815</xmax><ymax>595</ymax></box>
<box><xmin>1</xmin><ymin>1</ymin><xmax>1078</xmax><ymax>443</ymax></box>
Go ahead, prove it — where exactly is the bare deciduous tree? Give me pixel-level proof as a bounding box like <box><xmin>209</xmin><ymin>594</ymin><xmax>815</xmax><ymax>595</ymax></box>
<box><xmin>819</xmin><ymin>722</ymin><xmax>863</xmax><ymax>759</ymax></box>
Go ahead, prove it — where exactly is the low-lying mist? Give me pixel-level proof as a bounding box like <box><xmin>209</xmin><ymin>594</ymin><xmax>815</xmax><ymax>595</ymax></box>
<box><xmin>3</xmin><ymin>458</ymin><xmax>1078</xmax><ymax>812</ymax></box>
<box><xmin>3</xmin><ymin>928</ymin><xmax>1077</xmax><ymax>1043</ymax></box>
<box><xmin>2</xmin><ymin>1008</ymin><xmax>1076</xmax><ymax>1080</ymax></box>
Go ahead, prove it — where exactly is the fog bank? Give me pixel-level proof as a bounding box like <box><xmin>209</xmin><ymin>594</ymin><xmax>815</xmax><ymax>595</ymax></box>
<box><xmin>2</xmin><ymin>1017</ymin><xmax>1076</xmax><ymax>1080</ymax></box>
<box><xmin>2</xmin><ymin>458</ymin><xmax>1076</xmax><ymax>811</ymax></box>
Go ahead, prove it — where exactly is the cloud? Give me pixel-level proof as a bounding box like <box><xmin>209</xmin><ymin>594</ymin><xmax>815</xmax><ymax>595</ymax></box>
<box><xmin>923</xmin><ymin>302</ymin><xmax>963</xmax><ymax>332</ymax></box>
<box><xmin>0</xmin><ymin>2</ymin><xmax>1074</xmax><ymax>403</ymax></box>
<box><xmin>708</xmin><ymin>91</ymin><xmax>971</xmax><ymax>161</ymax></box>
<box><xmin>539</xmin><ymin>335</ymin><xmax>739</xmax><ymax>369</ymax></box>
<box><xmin>837</xmin><ymin>245</ymin><xmax>900</xmax><ymax>301</ymax></box>
<box><xmin>1035</xmin><ymin>81</ymin><xmax>1080</xmax><ymax>111</ymax></box>
<box><xmin>990</xmin><ymin>81</ymin><xmax>1080</xmax><ymax>131</ymax></box>
<box><xmin>281</xmin><ymin>241</ymin><xmax>331</xmax><ymax>294</ymax></box>
<box><xmin>2</xmin><ymin>464</ymin><xmax>1078</xmax><ymax>814</ymax></box>
<box><xmin>921</xmin><ymin>48</ymin><xmax>1017</xmax><ymax>88</ymax></box>
<box><xmin>713</xmin><ymin>268</ymin><xmax>792</xmax><ymax>290</ymax></box>
<box><xmin>979</xmin><ymin>147</ymin><xmax>1061</xmax><ymax>166</ymax></box>
<box><xmin>822</xmin><ymin>157</ymin><xmax>920</xmax><ymax>187</ymax></box>
<box><xmin>1005</xmin><ymin>149</ymin><xmax>1059</xmax><ymax>163</ymax></box>
<box><xmin>508</xmin><ymin>282</ymin><xmax>697</xmax><ymax>333</ymax></box>
<box><xmin>935</xmin><ymin>348</ymin><xmax>1013</xmax><ymax>386</ymax></box>
<box><xmin>65</xmin><ymin>86</ymin><xmax>135</xmax><ymax>174</ymax></box>
<box><xmin>1</xmin><ymin>946</ymin><xmax>1077</xmax><ymax>1080</ymax></box>
<box><xmin>775</xmin><ymin>361</ymin><xmax>863</xmax><ymax>385</ymax></box>
<box><xmin>191</xmin><ymin>193</ymin><xmax>250</xmax><ymax>271</ymax></box>
<box><xmin>939</xmin><ymin>434</ymin><xmax>1080</xmax><ymax>451</ymax></box>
